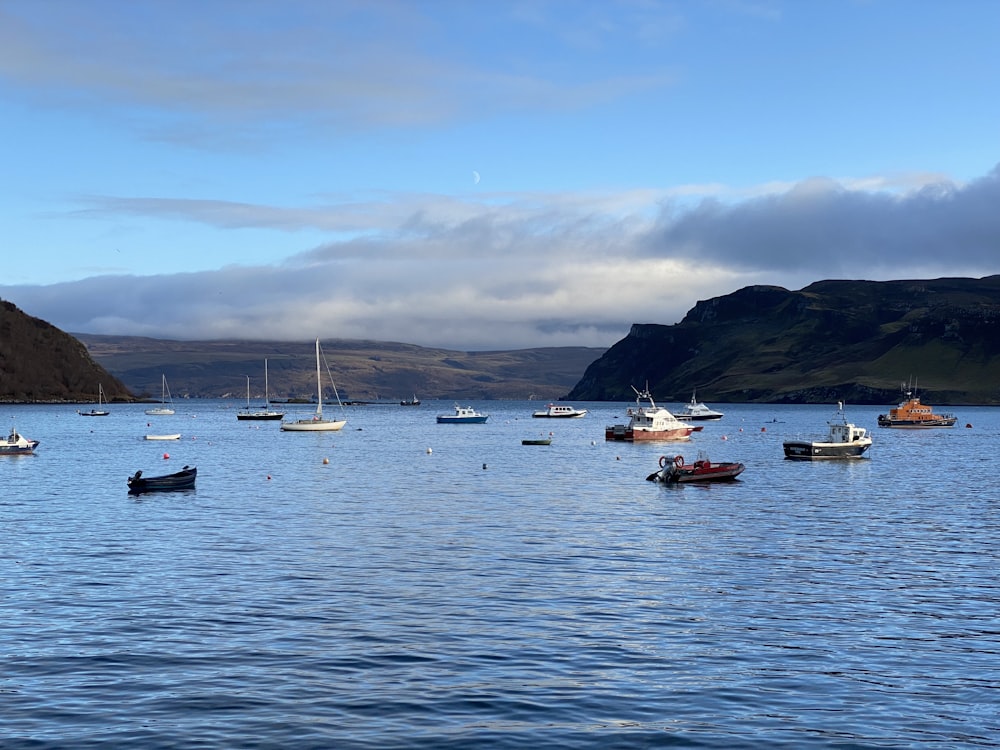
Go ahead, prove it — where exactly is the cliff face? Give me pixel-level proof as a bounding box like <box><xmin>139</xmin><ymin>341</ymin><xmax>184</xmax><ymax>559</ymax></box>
<box><xmin>0</xmin><ymin>300</ymin><xmax>133</xmax><ymax>402</ymax></box>
<box><xmin>566</xmin><ymin>276</ymin><xmax>1000</xmax><ymax>405</ymax></box>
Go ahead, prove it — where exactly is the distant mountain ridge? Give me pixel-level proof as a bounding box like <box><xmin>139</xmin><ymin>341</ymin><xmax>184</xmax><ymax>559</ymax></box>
<box><xmin>74</xmin><ymin>335</ymin><xmax>605</xmax><ymax>402</ymax></box>
<box><xmin>567</xmin><ymin>276</ymin><xmax>1000</xmax><ymax>405</ymax></box>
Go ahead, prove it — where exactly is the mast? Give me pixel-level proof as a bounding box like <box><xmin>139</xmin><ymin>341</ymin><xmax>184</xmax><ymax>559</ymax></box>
<box><xmin>314</xmin><ymin>338</ymin><xmax>323</xmax><ymax>418</ymax></box>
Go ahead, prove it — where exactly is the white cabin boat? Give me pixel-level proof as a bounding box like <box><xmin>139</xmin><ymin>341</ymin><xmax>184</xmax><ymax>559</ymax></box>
<box><xmin>784</xmin><ymin>403</ymin><xmax>872</xmax><ymax>460</ymax></box>
<box><xmin>532</xmin><ymin>403</ymin><xmax>587</xmax><ymax>418</ymax></box>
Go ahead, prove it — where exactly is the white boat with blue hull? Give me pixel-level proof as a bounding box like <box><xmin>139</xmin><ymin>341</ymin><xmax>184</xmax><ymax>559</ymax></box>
<box><xmin>1</xmin><ymin>428</ymin><xmax>39</xmax><ymax>455</ymax></box>
<box><xmin>783</xmin><ymin>403</ymin><xmax>872</xmax><ymax>460</ymax></box>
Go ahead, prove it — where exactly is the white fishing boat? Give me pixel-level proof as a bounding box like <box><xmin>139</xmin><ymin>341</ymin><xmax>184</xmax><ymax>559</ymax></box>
<box><xmin>532</xmin><ymin>403</ymin><xmax>587</xmax><ymax>418</ymax></box>
<box><xmin>674</xmin><ymin>390</ymin><xmax>724</xmax><ymax>421</ymax></box>
<box><xmin>605</xmin><ymin>386</ymin><xmax>696</xmax><ymax>442</ymax></box>
<box><xmin>784</xmin><ymin>403</ymin><xmax>873</xmax><ymax>460</ymax></box>
<box><xmin>144</xmin><ymin>433</ymin><xmax>181</xmax><ymax>441</ymax></box>
<box><xmin>145</xmin><ymin>375</ymin><xmax>175</xmax><ymax>415</ymax></box>
<box><xmin>1</xmin><ymin>427</ymin><xmax>39</xmax><ymax>455</ymax></box>
<box><xmin>280</xmin><ymin>339</ymin><xmax>347</xmax><ymax>432</ymax></box>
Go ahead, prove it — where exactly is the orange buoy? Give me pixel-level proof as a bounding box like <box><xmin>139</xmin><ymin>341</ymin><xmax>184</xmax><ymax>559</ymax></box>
<box><xmin>162</xmin><ymin>453</ymin><xmax>169</xmax><ymax>459</ymax></box>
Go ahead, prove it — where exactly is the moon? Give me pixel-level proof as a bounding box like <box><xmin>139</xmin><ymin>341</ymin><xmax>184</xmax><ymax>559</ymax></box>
<box><xmin>472</xmin><ymin>170</ymin><xmax>480</xmax><ymax>185</ymax></box>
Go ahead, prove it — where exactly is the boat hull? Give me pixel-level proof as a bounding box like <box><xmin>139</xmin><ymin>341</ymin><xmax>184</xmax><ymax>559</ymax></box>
<box><xmin>605</xmin><ymin>425</ymin><xmax>693</xmax><ymax>442</ymax></box>
<box><xmin>237</xmin><ymin>411</ymin><xmax>284</xmax><ymax>421</ymax></box>
<box><xmin>145</xmin><ymin>408</ymin><xmax>175</xmax><ymax>416</ymax></box>
<box><xmin>0</xmin><ymin>443</ymin><xmax>39</xmax><ymax>455</ymax></box>
<box><xmin>127</xmin><ymin>466</ymin><xmax>196</xmax><ymax>493</ymax></box>
<box><xmin>437</xmin><ymin>416</ymin><xmax>489</xmax><ymax>424</ymax></box>
<box><xmin>281</xmin><ymin>419</ymin><xmax>347</xmax><ymax>432</ymax></box>
<box><xmin>876</xmin><ymin>417</ymin><xmax>956</xmax><ymax>428</ymax></box>
<box><xmin>145</xmin><ymin>434</ymin><xmax>181</xmax><ymax>441</ymax></box>
<box><xmin>783</xmin><ymin>439</ymin><xmax>872</xmax><ymax>460</ymax></box>
<box><xmin>78</xmin><ymin>410</ymin><xmax>110</xmax><ymax>417</ymax></box>
<box><xmin>521</xmin><ymin>438</ymin><xmax>552</xmax><ymax>445</ymax></box>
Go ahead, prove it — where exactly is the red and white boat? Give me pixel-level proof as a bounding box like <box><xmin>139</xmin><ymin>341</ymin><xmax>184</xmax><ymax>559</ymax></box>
<box><xmin>647</xmin><ymin>454</ymin><xmax>745</xmax><ymax>483</ymax></box>
<box><xmin>605</xmin><ymin>386</ymin><xmax>696</xmax><ymax>442</ymax></box>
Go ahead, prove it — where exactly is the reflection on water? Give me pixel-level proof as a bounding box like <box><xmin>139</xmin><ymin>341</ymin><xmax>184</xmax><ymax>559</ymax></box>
<box><xmin>2</xmin><ymin>401</ymin><xmax>998</xmax><ymax>748</ymax></box>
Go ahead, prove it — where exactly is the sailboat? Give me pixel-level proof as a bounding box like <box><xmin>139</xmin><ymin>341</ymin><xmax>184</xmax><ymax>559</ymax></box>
<box><xmin>78</xmin><ymin>384</ymin><xmax>110</xmax><ymax>416</ymax></box>
<box><xmin>280</xmin><ymin>339</ymin><xmax>347</xmax><ymax>432</ymax></box>
<box><xmin>237</xmin><ymin>359</ymin><xmax>284</xmax><ymax>421</ymax></box>
<box><xmin>145</xmin><ymin>375</ymin><xmax>175</xmax><ymax>415</ymax></box>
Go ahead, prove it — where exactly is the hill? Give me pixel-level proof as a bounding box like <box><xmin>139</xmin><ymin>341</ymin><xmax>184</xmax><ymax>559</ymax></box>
<box><xmin>0</xmin><ymin>300</ymin><xmax>132</xmax><ymax>403</ymax></box>
<box><xmin>74</xmin><ymin>335</ymin><xmax>606</xmax><ymax>402</ymax></box>
<box><xmin>567</xmin><ymin>276</ymin><xmax>1000</xmax><ymax>405</ymax></box>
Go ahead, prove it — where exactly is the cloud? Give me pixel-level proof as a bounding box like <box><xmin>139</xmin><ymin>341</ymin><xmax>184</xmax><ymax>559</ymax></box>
<box><xmin>0</xmin><ymin>1</ymin><xmax>677</xmax><ymax>148</ymax></box>
<box><xmin>5</xmin><ymin>166</ymin><xmax>999</xmax><ymax>350</ymax></box>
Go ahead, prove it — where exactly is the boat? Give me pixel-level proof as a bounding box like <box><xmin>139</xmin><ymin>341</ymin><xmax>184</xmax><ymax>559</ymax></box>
<box><xmin>145</xmin><ymin>375</ymin><xmax>175</xmax><ymax>415</ymax></box>
<box><xmin>237</xmin><ymin>360</ymin><xmax>285</xmax><ymax>421</ymax></box>
<box><xmin>674</xmin><ymin>390</ymin><xmax>724</xmax><ymax>421</ymax></box>
<box><xmin>783</xmin><ymin>403</ymin><xmax>873</xmax><ymax>460</ymax></box>
<box><xmin>436</xmin><ymin>405</ymin><xmax>489</xmax><ymax>424</ymax></box>
<box><xmin>127</xmin><ymin>465</ymin><xmax>197</xmax><ymax>493</ymax></box>
<box><xmin>877</xmin><ymin>386</ymin><xmax>956</xmax><ymax>428</ymax></box>
<box><xmin>1</xmin><ymin>428</ymin><xmax>39</xmax><ymax>455</ymax></box>
<box><xmin>400</xmin><ymin>395</ymin><xmax>421</xmax><ymax>406</ymax></box>
<box><xmin>605</xmin><ymin>386</ymin><xmax>696</xmax><ymax>442</ymax></box>
<box><xmin>280</xmin><ymin>339</ymin><xmax>347</xmax><ymax>432</ymax></box>
<box><xmin>532</xmin><ymin>403</ymin><xmax>587</xmax><ymax>418</ymax></box>
<box><xmin>647</xmin><ymin>454</ymin><xmax>745</xmax><ymax>483</ymax></box>
<box><xmin>144</xmin><ymin>433</ymin><xmax>181</xmax><ymax>441</ymax></box>
<box><xmin>522</xmin><ymin>437</ymin><xmax>552</xmax><ymax>445</ymax></box>
<box><xmin>78</xmin><ymin>384</ymin><xmax>110</xmax><ymax>416</ymax></box>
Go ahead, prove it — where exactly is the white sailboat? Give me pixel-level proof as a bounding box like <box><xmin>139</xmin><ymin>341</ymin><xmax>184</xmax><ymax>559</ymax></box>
<box><xmin>145</xmin><ymin>375</ymin><xmax>175</xmax><ymax>415</ymax></box>
<box><xmin>237</xmin><ymin>359</ymin><xmax>284</xmax><ymax>421</ymax></box>
<box><xmin>280</xmin><ymin>339</ymin><xmax>347</xmax><ymax>432</ymax></box>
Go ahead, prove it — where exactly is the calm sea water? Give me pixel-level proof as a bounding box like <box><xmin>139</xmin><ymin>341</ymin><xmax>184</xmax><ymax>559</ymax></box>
<box><xmin>2</xmin><ymin>400</ymin><xmax>998</xmax><ymax>749</ymax></box>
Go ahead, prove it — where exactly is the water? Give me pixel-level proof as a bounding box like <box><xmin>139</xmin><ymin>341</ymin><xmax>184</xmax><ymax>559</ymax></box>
<box><xmin>2</xmin><ymin>401</ymin><xmax>999</xmax><ymax>748</ymax></box>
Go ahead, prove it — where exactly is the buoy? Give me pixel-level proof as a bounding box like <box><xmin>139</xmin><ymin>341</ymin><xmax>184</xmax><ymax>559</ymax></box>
<box><xmin>426</xmin><ymin>447</ymin><xmax>433</xmax><ymax>454</ymax></box>
<box><xmin>721</xmin><ymin>435</ymin><xmax>728</xmax><ymax>440</ymax></box>
<box><xmin>761</xmin><ymin>427</ymin><xmax>766</xmax><ymax>432</ymax></box>
<box><xmin>482</xmin><ymin>463</ymin><xmax>487</xmax><ymax>470</ymax></box>
<box><xmin>267</xmin><ymin>475</ymin><xmax>271</xmax><ymax>480</ymax></box>
<box><xmin>322</xmin><ymin>457</ymin><xmax>329</xmax><ymax>464</ymax></box>
<box><xmin>966</xmin><ymin>423</ymin><xmax>972</xmax><ymax>428</ymax></box>
<box><xmin>163</xmin><ymin>453</ymin><xmax>169</xmax><ymax>459</ymax></box>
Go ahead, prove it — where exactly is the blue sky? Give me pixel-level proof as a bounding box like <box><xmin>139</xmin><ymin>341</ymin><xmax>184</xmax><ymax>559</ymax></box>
<box><xmin>2</xmin><ymin>0</ymin><xmax>998</xmax><ymax>350</ymax></box>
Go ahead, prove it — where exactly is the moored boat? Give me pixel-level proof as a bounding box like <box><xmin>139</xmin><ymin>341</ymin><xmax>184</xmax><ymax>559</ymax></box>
<box><xmin>237</xmin><ymin>360</ymin><xmax>284</xmax><ymax>421</ymax></box>
<box><xmin>877</xmin><ymin>388</ymin><xmax>956</xmax><ymax>428</ymax></box>
<box><xmin>647</xmin><ymin>454</ymin><xmax>745</xmax><ymax>483</ymax></box>
<box><xmin>437</xmin><ymin>405</ymin><xmax>489</xmax><ymax>424</ymax></box>
<box><xmin>1</xmin><ymin>428</ymin><xmax>39</xmax><ymax>455</ymax></box>
<box><xmin>281</xmin><ymin>339</ymin><xmax>347</xmax><ymax>432</ymax></box>
<box><xmin>127</xmin><ymin>465</ymin><xmax>197</xmax><ymax>493</ymax></box>
<box><xmin>144</xmin><ymin>433</ymin><xmax>181</xmax><ymax>441</ymax></box>
<box><xmin>784</xmin><ymin>403</ymin><xmax>872</xmax><ymax>460</ymax></box>
<box><xmin>532</xmin><ymin>403</ymin><xmax>587</xmax><ymax>418</ymax></box>
<box><xmin>78</xmin><ymin>384</ymin><xmax>110</xmax><ymax>416</ymax></box>
<box><xmin>674</xmin><ymin>390</ymin><xmax>724</xmax><ymax>421</ymax></box>
<box><xmin>145</xmin><ymin>375</ymin><xmax>175</xmax><ymax>415</ymax></box>
<box><xmin>605</xmin><ymin>386</ymin><xmax>695</xmax><ymax>442</ymax></box>
<box><xmin>400</xmin><ymin>395</ymin><xmax>421</xmax><ymax>406</ymax></box>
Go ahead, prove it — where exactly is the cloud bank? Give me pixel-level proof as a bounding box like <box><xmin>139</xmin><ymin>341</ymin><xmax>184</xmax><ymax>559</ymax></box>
<box><xmin>4</xmin><ymin>166</ymin><xmax>998</xmax><ymax>350</ymax></box>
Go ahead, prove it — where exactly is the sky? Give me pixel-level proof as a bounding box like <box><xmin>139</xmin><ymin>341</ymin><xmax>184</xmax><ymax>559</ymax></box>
<box><xmin>2</xmin><ymin>0</ymin><xmax>999</xmax><ymax>351</ymax></box>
